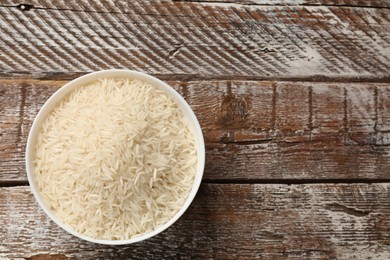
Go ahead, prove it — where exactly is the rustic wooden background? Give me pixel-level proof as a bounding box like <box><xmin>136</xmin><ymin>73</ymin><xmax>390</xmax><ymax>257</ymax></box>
<box><xmin>1</xmin><ymin>0</ymin><xmax>389</xmax><ymax>259</ymax></box>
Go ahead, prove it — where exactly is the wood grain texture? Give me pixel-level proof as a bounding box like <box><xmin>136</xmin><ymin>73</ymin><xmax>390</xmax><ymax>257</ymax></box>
<box><xmin>177</xmin><ymin>0</ymin><xmax>390</xmax><ymax>8</ymax></box>
<box><xmin>0</xmin><ymin>80</ymin><xmax>63</xmax><ymax>182</ymax></box>
<box><xmin>3</xmin><ymin>0</ymin><xmax>390</xmax><ymax>10</ymax></box>
<box><xmin>179</xmin><ymin>0</ymin><xmax>390</xmax><ymax>8</ymax></box>
<box><xmin>1</xmin><ymin>80</ymin><xmax>390</xmax><ymax>182</ymax></box>
<box><xmin>1</xmin><ymin>184</ymin><xmax>389</xmax><ymax>259</ymax></box>
<box><xmin>0</xmin><ymin>0</ymin><xmax>388</xmax><ymax>80</ymax></box>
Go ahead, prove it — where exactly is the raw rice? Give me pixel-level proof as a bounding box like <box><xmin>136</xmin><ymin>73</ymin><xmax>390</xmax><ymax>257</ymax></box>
<box><xmin>33</xmin><ymin>78</ymin><xmax>197</xmax><ymax>240</ymax></box>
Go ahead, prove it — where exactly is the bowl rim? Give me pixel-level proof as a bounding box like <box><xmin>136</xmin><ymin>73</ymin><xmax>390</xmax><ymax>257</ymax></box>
<box><xmin>25</xmin><ymin>69</ymin><xmax>205</xmax><ymax>245</ymax></box>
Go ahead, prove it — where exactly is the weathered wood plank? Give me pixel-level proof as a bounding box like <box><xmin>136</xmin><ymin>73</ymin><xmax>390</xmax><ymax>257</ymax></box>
<box><xmin>0</xmin><ymin>184</ymin><xmax>389</xmax><ymax>259</ymax></box>
<box><xmin>3</xmin><ymin>0</ymin><xmax>390</xmax><ymax>10</ymax></box>
<box><xmin>1</xmin><ymin>80</ymin><xmax>389</xmax><ymax>182</ymax></box>
<box><xmin>0</xmin><ymin>1</ymin><xmax>388</xmax><ymax>80</ymax></box>
<box><xmin>0</xmin><ymin>81</ymin><xmax>63</xmax><ymax>182</ymax></box>
<box><xmin>0</xmin><ymin>84</ymin><xmax>24</xmax><ymax>182</ymax></box>
<box><xmin>178</xmin><ymin>0</ymin><xmax>390</xmax><ymax>8</ymax></box>
<box><xmin>197</xmin><ymin>81</ymin><xmax>390</xmax><ymax>181</ymax></box>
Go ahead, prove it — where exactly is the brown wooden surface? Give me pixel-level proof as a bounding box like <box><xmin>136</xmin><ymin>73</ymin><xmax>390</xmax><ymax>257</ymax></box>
<box><xmin>0</xmin><ymin>0</ymin><xmax>389</xmax><ymax>259</ymax></box>
<box><xmin>4</xmin><ymin>0</ymin><xmax>390</xmax><ymax>8</ymax></box>
<box><xmin>0</xmin><ymin>1</ymin><xmax>389</xmax><ymax>81</ymax></box>
<box><xmin>179</xmin><ymin>0</ymin><xmax>390</xmax><ymax>8</ymax></box>
<box><xmin>1</xmin><ymin>184</ymin><xmax>390</xmax><ymax>259</ymax></box>
<box><xmin>1</xmin><ymin>80</ymin><xmax>390</xmax><ymax>182</ymax></box>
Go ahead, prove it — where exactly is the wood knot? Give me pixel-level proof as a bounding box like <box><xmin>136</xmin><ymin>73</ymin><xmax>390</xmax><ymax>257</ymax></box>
<box><xmin>220</xmin><ymin>93</ymin><xmax>251</xmax><ymax>126</ymax></box>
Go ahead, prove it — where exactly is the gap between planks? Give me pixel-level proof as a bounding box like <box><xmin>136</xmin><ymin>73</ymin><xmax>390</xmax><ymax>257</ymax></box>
<box><xmin>173</xmin><ymin>0</ymin><xmax>390</xmax><ymax>9</ymax></box>
<box><xmin>0</xmin><ymin>76</ymin><xmax>389</xmax><ymax>84</ymax></box>
<box><xmin>2</xmin><ymin>179</ymin><xmax>390</xmax><ymax>188</ymax></box>
<box><xmin>2</xmin><ymin>1</ymin><xmax>390</xmax><ymax>11</ymax></box>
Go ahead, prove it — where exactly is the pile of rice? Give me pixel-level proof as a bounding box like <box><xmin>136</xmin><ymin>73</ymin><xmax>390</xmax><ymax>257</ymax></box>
<box><xmin>34</xmin><ymin>78</ymin><xmax>197</xmax><ymax>240</ymax></box>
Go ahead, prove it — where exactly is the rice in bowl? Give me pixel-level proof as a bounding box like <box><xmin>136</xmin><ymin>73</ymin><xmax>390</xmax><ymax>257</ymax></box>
<box><xmin>33</xmin><ymin>78</ymin><xmax>197</xmax><ymax>240</ymax></box>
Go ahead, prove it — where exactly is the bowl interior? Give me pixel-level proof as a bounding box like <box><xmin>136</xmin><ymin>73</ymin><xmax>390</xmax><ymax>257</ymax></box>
<box><xmin>26</xmin><ymin>69</ymin><xmax>205</xmax><ymax>245</ymax></box>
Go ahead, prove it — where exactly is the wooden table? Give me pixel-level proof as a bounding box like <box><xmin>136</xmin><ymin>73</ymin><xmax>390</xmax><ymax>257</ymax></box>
<box><xmin>1</xmin><ymin>0</ymin><xmax>389</xmax><ymax>259</ymax></box>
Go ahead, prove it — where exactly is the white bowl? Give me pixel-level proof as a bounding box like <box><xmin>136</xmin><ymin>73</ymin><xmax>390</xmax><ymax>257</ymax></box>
<box><xmin>26</xmin><ymin>69</ymin><xmax>205</xmax><ymax>245</ymax></box>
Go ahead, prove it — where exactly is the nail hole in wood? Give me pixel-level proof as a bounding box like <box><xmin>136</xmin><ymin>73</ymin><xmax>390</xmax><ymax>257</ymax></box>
<box><xmin>17</xmin><ymin>4</ymin><xmax>34</xmax><ymax>11</ymax></box>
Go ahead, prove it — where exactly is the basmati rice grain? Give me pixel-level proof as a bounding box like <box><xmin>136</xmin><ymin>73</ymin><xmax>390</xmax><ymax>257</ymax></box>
<box><xmin>34</xmin><ymin>78</ymin><xmax>197</xmax><ymax>240</ymax></box>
